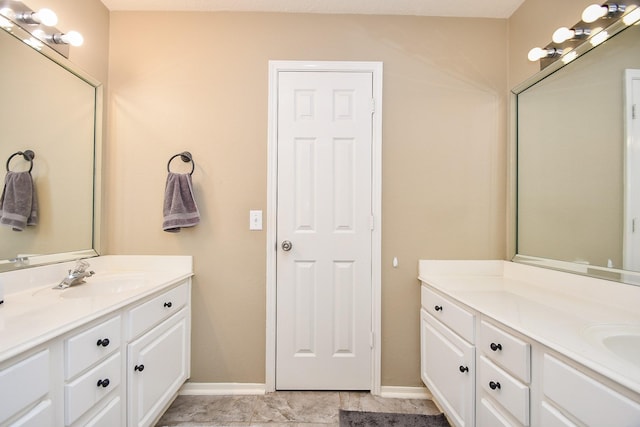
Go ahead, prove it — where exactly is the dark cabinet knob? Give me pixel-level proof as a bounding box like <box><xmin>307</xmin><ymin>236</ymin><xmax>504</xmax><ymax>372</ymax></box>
<box><xmin>97</xmin><ymin>378</ymin><xmax>110</xmax><ymax>388</ymax></box>
<box><xmin>164</xmin><ymin>302</ymin><xmax>172</xmax><ymax>308</ymax></box>
<box><xmin>434</xmin><ymin>305</ymin><xmax>443</xmax><ymax>312</ymax></box>
<box><xmin>489</xmin><ymin>381</ymin><xmax>501</xmax><ymax>390</ymax></box>
<box><xmin>96</xmin><ymin>338</ymin><xmax>110</xmax><ymax>347</ymax></box>
<box><xmin>134</xmin><ymin>364</ymin><xmax>145</xmax><ymax>372</ymax></box>
<box><xmin>459</xmin><ymin>365</ymin><xmax>469</xmax><ymax>373</ymax></box>
<box><xmin>490</xmin><ymin>342</ymin><xmax>502</xmax><ymax>351</ymax></box>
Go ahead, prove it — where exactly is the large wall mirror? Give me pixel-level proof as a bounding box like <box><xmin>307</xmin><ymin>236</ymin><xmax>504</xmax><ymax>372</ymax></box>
<box><xmin>0</xmin><ymin>23</ymin><xmax>101</xmax><ymax>272</ymax></box>
<box><xmin>514</xmin><ymin>20</ymin><xmax>640</xmax><ymax>284</ymax></box>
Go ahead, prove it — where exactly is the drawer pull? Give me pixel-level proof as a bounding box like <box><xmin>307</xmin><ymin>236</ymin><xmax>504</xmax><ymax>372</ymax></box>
<box><xmin>434</xmin><ymin>305</ymin><xmax>443</xmax><ymax>312</ymax></box>
<box><xmin>489</xmin><ymin>381</ymin><xmax>501</xmax><ymax>390</ymax></box>
<box><xmin>459</xmin><ymin>365</ymin><xmax>469</xmax><ymax>373</ymax></box>
<box><xmin>96</xmin><ymin>378</ymin><xmax>110</xmax><ymax>388</ymax></box>
<box><xmin>490</xmin><ymin>342</ymin><xmax>502</xmax><ymax>351</ymax></box>
<box><xmin>96</xmin><ymin>338</ymin><xmax>110</xmax><ymax>347</ymax></box>
<box><xmin>164</xmin><ymin>301</ymin><xmax>173</xmax><ymax>308</ymax></box>
<box><xmin>134</xmin><ymin>364</ymin><xmax>145</xmax><ymax>372</ymax></box>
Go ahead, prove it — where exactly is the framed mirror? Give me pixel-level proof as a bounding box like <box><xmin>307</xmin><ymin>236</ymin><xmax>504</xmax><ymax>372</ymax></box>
<box><xmin>513</xmin><ymin>19</ymin><xmax>640</xmax><ymax>284</ymax></box>
<box><xmin>0</xmin><ymin>22</ymin><xmax>101</xmax><ymax>272</ymax></box>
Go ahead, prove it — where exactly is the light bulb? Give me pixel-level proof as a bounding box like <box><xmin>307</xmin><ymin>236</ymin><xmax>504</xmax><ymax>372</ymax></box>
<box><xmin>552</xmin><ymin>27</ymin><xmax>575</xmax><ymax>43</ymax></box>
<box><xmin>55</xmin><ymin>31</ymin><xmax>83</xmax><ymax>46</ymax></box>
<box><xmin>582</xmin><ymin>4</ymin><xmax>607</xmax><ymax>23</ymax></box>
<box><xmin>35</xmin><ymin>8</ymin><xmax>57</xmax><ymax>26</ymax></box>
<box><xmin>0</xmin><ymin>15</ymin><xmax>12</xmax><ymax>30</ymax></box>
<box><xmin>0</xmin><ymin>7</ymin><xmax>14</xmax><ymax>19</ymax></box>
<box><xmin>528</xmin><ymin>47</ymin><xmax>545</xmax><ymax>61</ymax></box>
<box><xmin>623</xmin><ymin>7</ymin><xmax>640</xmax><ymax>25</ymax></box>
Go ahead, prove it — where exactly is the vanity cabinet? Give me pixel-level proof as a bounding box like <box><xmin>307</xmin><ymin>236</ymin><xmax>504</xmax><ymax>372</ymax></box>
<box><xmin>0</xmin><ymin>277</ymin><xmax>191</xmax><ymax>427</ymax></box>
<box><xmin>420</xmin><ymin>280</ymin><xmax>640</xmax><ymax>427</ymax></box>
<box><xmin>127</xmin><ymin>283</ymin><xmax>190</xmax><ymax>427</ymax></box>
<box><xmin>420</xmin><ymin>287</ymin><xmax>475</xmax><ymax>427</ymax></box>
<box><xmin>0</xmin><ymin>350</ymin><xmax>53</xmax><ymax>427</ymax></box>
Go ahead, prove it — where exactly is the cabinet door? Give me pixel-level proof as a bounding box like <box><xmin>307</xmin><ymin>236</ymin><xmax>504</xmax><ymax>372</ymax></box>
<box><xmin>128</xmin><ymin>309</ymin><xmax>189</xmax><ymax>427</ymax></box>
<box><xmin>421</xmin><ymin>309</ymin><xmax>474</xmax><ymax>427</ymax></box>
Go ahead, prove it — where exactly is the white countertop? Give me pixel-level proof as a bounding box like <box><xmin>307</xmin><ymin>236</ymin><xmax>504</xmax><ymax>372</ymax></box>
<box><xmin>419</xmin><ymin>260</ymin><xmax>640</xmax><ymax>395</ymax></box>
<box><xmin>0</xmin><ymin>255</ymin><xmax>193</xmax><ymax>363</ymax></box>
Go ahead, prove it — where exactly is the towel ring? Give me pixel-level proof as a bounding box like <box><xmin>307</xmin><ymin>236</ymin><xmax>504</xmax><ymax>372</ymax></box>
<box><xmin>167</xmin><ymin>151</ymin><xmax>195</xmax><ymax>175</ymax></box>
<box><xmin>6</xmin><ymin>150</ymin><xmax>35</xmax><ymax>173</ymax></box>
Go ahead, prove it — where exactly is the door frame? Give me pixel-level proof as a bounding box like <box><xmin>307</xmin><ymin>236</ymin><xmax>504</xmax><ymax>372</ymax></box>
<box><xmin>265</xmin><ymin>60</ymin><xmax>383</xmax><ymax>393</ymax></box>
<box><xmin>623</xmin><ymin>69</ymin><xmax>640</xmax><ymax>270</ymax></box>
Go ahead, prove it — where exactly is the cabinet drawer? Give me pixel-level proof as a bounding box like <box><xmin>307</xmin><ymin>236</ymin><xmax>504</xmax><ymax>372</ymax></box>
<box><xmin>479</xmin><ymin>355</ymin><xmax>530</xmax><ymax>426</ymax></box>
<box><xmin>479</xmin><ymin>320</ymin><xmax>530</xmax><ymax>383</ymax></box>
<box><xmin>540</xmin><ymin>401</ymin><xmax>577</xmax><ymax>427</ymax></box>
<box><xmin>65</xmin><ymin>315</ymin><xmax>121</xmax><ymax>380</ymax></box>
<box><xmin>421</xmin><ymin>285</ymin><xmax>474</xmax><ymax>343</ymax></box>
<box><xmin>0</xmin><ymin>349</ymin><xmax>49</xmax><ymax>424</ymax></box>
<box><xmin>543</xmin><ymin>354</ymin><xmax>640</xmax><ymax>426</ymax></box>
<box><xmin>129</xmin><ymin>282</ymin><xmax>189</xmax><ymax>339</ymax></box>
<box><xmin>478</xmin><ymin>398</ymin><xmax>512</xmax><ymax>427</ymax></box>
<box><xmin>85</xmin><ymin>396</ymin><xmax>121</xmax><ymax>427</ymax></box>
<box><xmin>65</xmin><ymin>352</ymin><xmax>121</xmax><ymax>426</ymax></box>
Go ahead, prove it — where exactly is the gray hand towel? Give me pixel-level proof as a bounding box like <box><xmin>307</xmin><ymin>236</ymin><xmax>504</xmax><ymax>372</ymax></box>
<box><xmin>0</xmin><ymin>171</ymin><xmax>38</xmax><ymax>231</ymax></box>
<box><xmin>163</xmin><ymin>172</ymin><xmax>200</xmax><ymax>232</ymax></box>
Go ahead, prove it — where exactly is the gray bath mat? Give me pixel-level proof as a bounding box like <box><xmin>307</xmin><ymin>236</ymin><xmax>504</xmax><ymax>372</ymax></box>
<box><xmin>339</xmin><ymin>410</ymin><xmax>450</xmax><ymax>426</ymax></box>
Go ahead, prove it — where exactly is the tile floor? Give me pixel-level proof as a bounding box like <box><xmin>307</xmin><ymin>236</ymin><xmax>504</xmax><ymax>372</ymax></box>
<box><xmin>156</xmin><ymin>391</ymin><xmax>443</xmax><ymax>426</ymax></box>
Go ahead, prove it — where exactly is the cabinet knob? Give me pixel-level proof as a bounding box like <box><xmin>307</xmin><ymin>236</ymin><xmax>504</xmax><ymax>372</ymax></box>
<box><xmin>96</xmin><ymin>338</ymin><xmax>110</xmax><ymax>347</ymax></box>
<box><xmin>489</xmin><ymin>381</ymin><xmax>501</xmax><ymax>390</ymax></box>
<box><xmin>134</xmin><ymin>364</ymin><xmax>145</xmax><ymax>372</ymax></box>
<box><xmin>434</xmin><ymin>305</ymin><xmax>443</xmax><ymax>312</ymax></box>
<box><xmin>164</xmin><ymin>302</ymin><xmax>172</xmax><ymax>308</ymax></box>
<box><xmin>490</xmin><ymin>342</ymin><xmax>502</xmax><ymax>351</ymax></box>
<box><xmin>97</xmin><ymin>378</ymin><xmax>110</xmax><ymax>388</ymax></box>
<box><xmin>459</xmin><ymin>365</ymin><xmax>469</xmax><ymax>373</ymax></box>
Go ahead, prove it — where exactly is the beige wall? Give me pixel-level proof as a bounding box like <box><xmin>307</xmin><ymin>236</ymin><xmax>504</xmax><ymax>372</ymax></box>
<box><xmin>107</xmin><ymin>12</ymin><xmax>507</xmax><ymax>386</ymax></box>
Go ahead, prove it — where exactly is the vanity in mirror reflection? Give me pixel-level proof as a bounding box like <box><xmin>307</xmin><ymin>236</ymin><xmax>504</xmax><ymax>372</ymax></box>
<box><xmin>515</xmin><ymin>23</ymin><xmax>640</xmax><ymax>283</ymax></box>
<box><xmin>0</xmin><ymin>25</ymin><xmax>100</xmax><ymax>272</ymax></box>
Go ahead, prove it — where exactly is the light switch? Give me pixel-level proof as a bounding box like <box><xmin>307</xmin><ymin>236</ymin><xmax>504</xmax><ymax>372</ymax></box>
<box><xmin>250</xmin><ymin>210</ymin><xmax>262</xmax><ymax>230</ymax></box>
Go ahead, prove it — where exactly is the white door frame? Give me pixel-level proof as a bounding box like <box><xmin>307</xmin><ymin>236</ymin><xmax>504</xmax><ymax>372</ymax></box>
<box><xmin>266</xmin><ymin>60</ymin><xmax>383</xmax><ymax>394</ymax></box>
<box><xmin>623</xmin><ymin>69</ymin><xmax>640</xmax><ymax>271</ymax></box>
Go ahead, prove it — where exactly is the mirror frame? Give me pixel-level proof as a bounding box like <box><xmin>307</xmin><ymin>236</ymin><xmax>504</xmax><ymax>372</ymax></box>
<box><xmin>509</xmin><ymin>17</ymin><xmax>640</xmax><ymax>285</ymax></box>
<box><xmin>0</xmin><ymin>22</ymin><xmax>102</xmax><ymax>273</ymax></box>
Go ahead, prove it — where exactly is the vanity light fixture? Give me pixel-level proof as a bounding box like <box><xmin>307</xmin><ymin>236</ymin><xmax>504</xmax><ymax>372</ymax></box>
<box><xmin>0</xmin><ymin>14</ymin><xmax>12</xmax><ymax>30</ymax></box>
<box><xmin>552</xmin><ymin>27</ymin><xmax>591</xmax><ymax>43</ymax></box>
<box><xmin>527</xmin><ymin>47</ymin><xmax>563</xmax><ymax>62</ymax></box>
<box><xmin>582</xmin><ymin>3</ymin><xmax>626</xmax><ymax>23</ymax></box>
<box><xmin>15</xmin><ymin>7</ymin><xmax>57</xmax><ymax>26</ymax></box>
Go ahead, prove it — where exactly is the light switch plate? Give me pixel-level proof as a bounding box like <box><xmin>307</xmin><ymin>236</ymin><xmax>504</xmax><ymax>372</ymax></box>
<box><xmin>250</xmin><ymin>210</ymin><xmax>262</xmax><ymax>230</ymax></box>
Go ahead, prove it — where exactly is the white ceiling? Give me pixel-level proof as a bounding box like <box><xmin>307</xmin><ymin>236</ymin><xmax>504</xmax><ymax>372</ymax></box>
<box><xmin>99</xmin><ymin>0</ymin><xmax>525</xmax><ymax>19</ymax></box>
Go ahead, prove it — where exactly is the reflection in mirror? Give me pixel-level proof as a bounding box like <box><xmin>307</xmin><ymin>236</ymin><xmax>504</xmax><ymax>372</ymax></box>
<box><xmin>0</xmin><ymin>24</ymin><xmax>100</xmax><ymax>272</ymax></box>
<box><xmin>515</xmin><ymin>22</ymin><xmax>640</xmax><ymax>284</ymax></box>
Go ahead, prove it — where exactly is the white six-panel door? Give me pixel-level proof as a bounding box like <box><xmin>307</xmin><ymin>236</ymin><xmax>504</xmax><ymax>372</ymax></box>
<box><xmin>275</xmin><ymin>71</ymin><xmax>374</xmax><ymax>390</ymax></box>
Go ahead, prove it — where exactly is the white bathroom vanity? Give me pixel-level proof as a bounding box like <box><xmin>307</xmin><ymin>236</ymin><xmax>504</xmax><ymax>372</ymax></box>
<box><xmin>419</xmin><ymin>260</ymin><xmax>640</xmax><ymax>427</ymax></box>
<box><xmin>0</xmin><ymin>255</ymin><xmax>193</xmax><ymax>427</ymax></box>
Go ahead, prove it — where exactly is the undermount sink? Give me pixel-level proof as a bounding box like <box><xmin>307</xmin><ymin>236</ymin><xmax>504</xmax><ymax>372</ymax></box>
<box><xmin>583</xmin><ymin>324</ymin><xmax>640</xmax><ymax>368</ymax></box>
<box><xmin>59</xmin><ymin>272</ymin><xmax>147</xmax><ymax>298</ymax></box>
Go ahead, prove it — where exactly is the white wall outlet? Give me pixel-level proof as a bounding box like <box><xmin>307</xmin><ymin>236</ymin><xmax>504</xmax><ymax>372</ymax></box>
<box><xmin>250</xmin><ymin>210</ymin><xmax>263</xmax><ymax>231</ymax></box>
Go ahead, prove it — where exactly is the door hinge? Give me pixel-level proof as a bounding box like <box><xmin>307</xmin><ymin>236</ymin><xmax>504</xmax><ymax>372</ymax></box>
<box><xmin>633</xmin><ymin>104</ymin><xmax>637</xmax><ymax>120</ymax></box>
<box><xmin>633</xmin><ymin>218</ymin><xmax>636</xmax><ymax>233</ymax></box>
<box><xmin>371</xmin><ymin>98</ymin><xmax>375</xmax><ymax>114</ymax></box>
<box><xmin>369</xmin><ymin>215</ymin><xmax>375</xmax><ymax>231</ymax></box>
<box><xmin>370</xmin><ymin>331</ymin><xmax>375</xmax><ymax>349</ymax></box>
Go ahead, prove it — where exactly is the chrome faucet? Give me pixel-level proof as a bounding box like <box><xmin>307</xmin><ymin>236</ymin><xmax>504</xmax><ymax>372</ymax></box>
<box><xmin>53</xmin><ymin>260</ymin><xmax>95</xmax><ymax>289</ymax></box>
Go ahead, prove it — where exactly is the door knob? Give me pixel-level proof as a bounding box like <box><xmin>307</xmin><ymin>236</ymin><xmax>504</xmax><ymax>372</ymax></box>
<box><xmin>281</xmin><ymin>240</ymin><xmax>293</xmax><ymax>251</ymax></box>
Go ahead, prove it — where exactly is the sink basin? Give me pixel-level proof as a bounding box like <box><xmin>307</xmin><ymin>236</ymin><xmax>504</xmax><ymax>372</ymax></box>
<box><xmin>59</xmin><ymin>272</ymin><xmax>147</xmax><ymax>298</ymax></box>
<box><xmin>583</xmin><ymin>324</ymin><xmax>640</xmax><ymax>368</ymax></box>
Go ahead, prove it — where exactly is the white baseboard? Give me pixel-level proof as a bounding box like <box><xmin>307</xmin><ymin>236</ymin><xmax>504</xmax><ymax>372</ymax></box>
<box><xmin>178</xmin><ymin>383</ymin><xmax>431</xmax><ymax>400</ymax></box>
<box><xmin>379</xmin><ymin>386</ymin><xmax>432</xmax><ymax>400</ymax></box>
<box><xmin>179</xmin><ymin>382</ymin><xmax>266</xmax><ymax>395</ymax></box>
